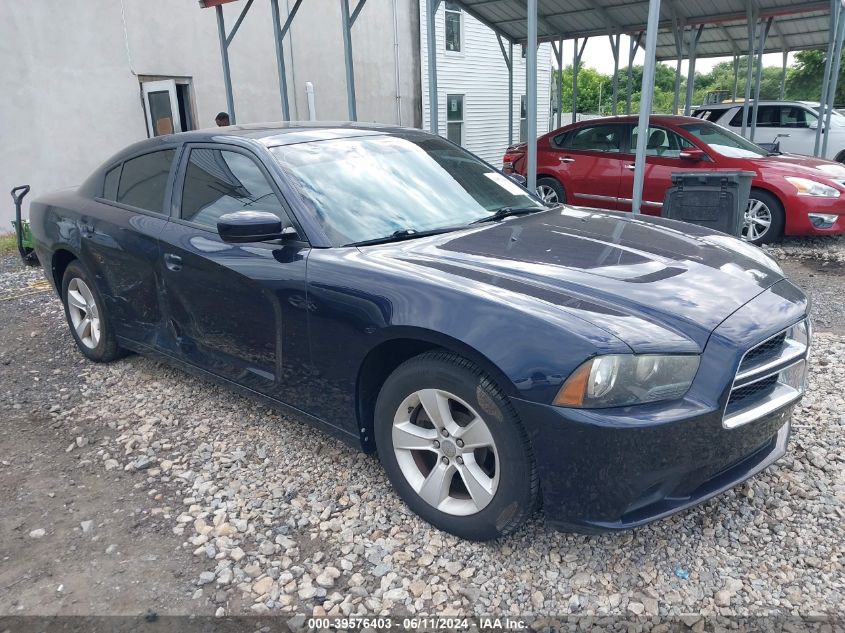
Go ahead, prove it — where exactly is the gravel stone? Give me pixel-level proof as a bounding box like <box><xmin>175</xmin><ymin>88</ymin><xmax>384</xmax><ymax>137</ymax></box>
<box><xmin>5</xmin><ymin>242</ymin><xmax>842</xmax><ymax>617</ymax></box>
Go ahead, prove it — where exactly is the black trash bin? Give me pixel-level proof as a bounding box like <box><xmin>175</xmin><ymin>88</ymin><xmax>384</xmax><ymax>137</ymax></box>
<box><xmin>662</xmin><ymin>171</ymin><xmax>754</xmax><ymax>238</ymax></box>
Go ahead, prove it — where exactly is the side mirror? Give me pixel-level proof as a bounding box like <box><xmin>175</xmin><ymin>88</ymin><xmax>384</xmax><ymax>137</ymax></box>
<box><xmin>508</xmin><ymin>173</ymin><xmax>527</xmax><ymax>187</ymax></box>
<box><xmin>679</xmin><ymin>148</ymin><xmax>706</xmax><ymax>161</ymax></box>
<box><xmin>809</xmin><ymin>120</ymin><xmax>820</xmax><ymax>130</ymax></box>
<box><xmin>217</xmin><ymin>210</ymin><xmax>293</xmax><ymax>243</ymax></box>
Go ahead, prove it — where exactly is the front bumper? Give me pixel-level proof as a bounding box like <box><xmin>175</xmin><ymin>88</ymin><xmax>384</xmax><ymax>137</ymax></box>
<box><xmin>784</xmin><ymin>194</ymin><xmax>845</xmax><ymax>235</ymax></box>
<box><xmin>513</xmin><ymin>396</ymin><xmax>792</xmax><ymax>533</ymax></box>
<box><xmin>517</xmin><ymin>279</ymin><xmax>809</xmax><ymax>533</ymax></box>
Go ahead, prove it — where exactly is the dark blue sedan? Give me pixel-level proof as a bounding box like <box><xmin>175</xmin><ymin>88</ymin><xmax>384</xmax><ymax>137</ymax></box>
<box><xmin>29</xmin><ymin>123</ymin><xmax>811</xmax><ymax>540</ymax></box>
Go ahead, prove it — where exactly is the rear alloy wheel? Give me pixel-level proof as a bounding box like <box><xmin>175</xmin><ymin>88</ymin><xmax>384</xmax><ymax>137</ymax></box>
<box><xmin>375</xmin><ymin>351</ymin><xmax>539</xmax><ymax>541</ymax></box>
<box><xmin>536</xmin><ymin>177</ymin><xmax>566</xmax><ymax>205</ymax></box>
<box><xmin>742</xmin><ymin>189</ymin><xmax>784</xmax><ymax>245</ymax></box>
<box><xmin>61</xmin><ymin>261</ymin><xmax>124</xmax><ymax>362</ymax></box>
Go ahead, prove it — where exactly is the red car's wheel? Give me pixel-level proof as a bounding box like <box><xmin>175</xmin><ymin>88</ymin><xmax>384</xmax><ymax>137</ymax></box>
<box><xmin>536</xmin><ymin>177</ymin><xmax>566</xmax><ymax>205</ymax></box>
<box><xmin>743</xmin><ymin>189</ymin><xmax>784</xmax><ymax>245</ymax></box>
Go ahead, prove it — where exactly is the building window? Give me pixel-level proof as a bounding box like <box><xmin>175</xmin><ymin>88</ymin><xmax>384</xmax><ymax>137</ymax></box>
<box><xmin>447</xmin><ymin>94</ymin><xmax>464</xmax><ymax>145</ymax></box>
<box><xmin>445</xmin><ymin>1</ymin><xmax>461</xmax><ymax>52</ymax></box>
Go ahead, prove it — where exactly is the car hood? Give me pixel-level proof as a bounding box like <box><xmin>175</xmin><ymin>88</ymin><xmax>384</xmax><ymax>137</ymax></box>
<box><xmin>745</xmin><ymin>153</ymin><xmax>845</xmax><ymax>182</ymax></box>
<box><xmin>364</xmin><ymin>208</ymin><xmax>785</xmax><ymax>352</ymax></box>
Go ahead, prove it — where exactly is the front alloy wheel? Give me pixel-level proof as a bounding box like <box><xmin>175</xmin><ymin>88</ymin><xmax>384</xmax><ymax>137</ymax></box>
<box><xmin>375</xmin><ymin>351</ymin><xmax>539</xmax><ymax>540</ymax></box>
<box><xmin>743</xmin><ymin>197</ymin><xmax>772</xmax><ymax>243</ymax></box>
<box><xmin>392</xmin><ymin>388</ymin><xmax>499</xmax><ymax>516</ymax></box>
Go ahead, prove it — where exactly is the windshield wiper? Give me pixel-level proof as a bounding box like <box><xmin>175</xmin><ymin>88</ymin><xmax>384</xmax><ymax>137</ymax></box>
<box><xmin>469</xmin><ymin>206</ymin><xmax>548</xmax><ymax>225</ymax></box>
<box><xmin>349</xmin><ymin>227</ymin><xmax>458</xmax><ymax>247</ymax></box>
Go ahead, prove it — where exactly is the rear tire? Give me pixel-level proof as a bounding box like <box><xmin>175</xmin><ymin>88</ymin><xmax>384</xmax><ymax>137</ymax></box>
<box><xmin>536</xmin><ymin>177</ymin><xmax>566</xmax><ymax>205</ymax></box>
<box><xmin>743</xmin><ymin>189</ymin><xmax>784</xmax><ymax>245</ymax></box>
<box><xmin>61</xmin><ymin>261</ymin><xmax>124</xmax><ymax>362</ymax></box>
<box><xmin>374</xmin><ymin>351</ymin><xmax>539</xmax><ymax>541</ymax></box>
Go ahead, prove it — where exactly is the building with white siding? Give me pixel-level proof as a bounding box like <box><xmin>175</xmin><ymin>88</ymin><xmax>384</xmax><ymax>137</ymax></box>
<box><xmin>420</xmin><ymin>2</ymin><xmax>553</xmax><ymax>165</ymax></box>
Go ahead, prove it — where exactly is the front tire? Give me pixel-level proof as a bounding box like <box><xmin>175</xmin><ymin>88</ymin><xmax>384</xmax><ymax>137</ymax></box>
<box><xmin>374</xmin><ymin>351</ymin><xmax>539</xmax><ymax>540</ymax></box>
<box><xmin>61</xmin><ymin>261</ymin><xmax>124</xmax><ymax>362</ymax></box>
<box><xmin>743</xmin><ymin>189</ymin><xmax>784</xmax><ymax>245</ymax></box>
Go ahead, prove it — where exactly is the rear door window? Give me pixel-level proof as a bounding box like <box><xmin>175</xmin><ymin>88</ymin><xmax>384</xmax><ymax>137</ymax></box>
<box><xmin>562</xmin><ymin>125</ymin><xmax>622</xmax><ymax>152</ymax></box>
<box><xmin>116</xmin><ymin>150</ymin><xmax>176</xmax><ymax>213</ymax></box>
<box><xmin>728</xmin><ymin>105</ymin><xmax>779</xmax><ymax>127</ymax></box>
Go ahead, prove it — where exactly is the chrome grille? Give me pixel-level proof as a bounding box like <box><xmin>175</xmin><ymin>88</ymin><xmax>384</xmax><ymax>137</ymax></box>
<box><xmin>723</xmin><ymin>320</ymin><xmax>811</xmax><ymax>429</ymax></box>
<box><xmin>740</xmin><ymin>332</ymin><xmax>786</xmax><ymax>369</ymax></box>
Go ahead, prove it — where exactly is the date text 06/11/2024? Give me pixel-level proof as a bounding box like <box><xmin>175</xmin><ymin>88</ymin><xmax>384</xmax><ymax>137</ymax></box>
<box><xmin>306</xmin><ymin>617</ymin><xmax>527</xmax><ymax>630</ymax></box>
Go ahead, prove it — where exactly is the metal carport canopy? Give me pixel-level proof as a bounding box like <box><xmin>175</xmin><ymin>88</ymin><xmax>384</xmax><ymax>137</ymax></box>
<box><xmin>442</xmin><ymin>0</ymin><xmax>835</xmax><ymax>214</ymax></box>
<box><xmin>454</xmin><ymin>0</ymin><xmax>828</xmax><ymax>48</ymax></box>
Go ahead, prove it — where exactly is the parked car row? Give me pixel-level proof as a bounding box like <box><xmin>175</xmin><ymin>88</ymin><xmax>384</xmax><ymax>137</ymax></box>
<box><xmin>503</xmin><ymin>111</ymin><xmax>845</xmax><ymax>244</ymax></box>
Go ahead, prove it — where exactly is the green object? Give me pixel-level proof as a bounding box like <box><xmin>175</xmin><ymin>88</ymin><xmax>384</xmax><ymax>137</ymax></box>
<box><xmin>11</xmin><ymin>219</ymin><xmax>33</xmax><ymax>249</ymax></box>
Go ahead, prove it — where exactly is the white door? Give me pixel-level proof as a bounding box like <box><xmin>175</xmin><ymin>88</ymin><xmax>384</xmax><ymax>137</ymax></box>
<box><xmin>142</xmin><ymin>80</ymin><xmax>182</xmax><ymax>137</ymax></box>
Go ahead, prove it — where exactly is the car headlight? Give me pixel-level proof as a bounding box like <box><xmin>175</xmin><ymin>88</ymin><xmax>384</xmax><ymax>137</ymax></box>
<box><xmin>784</xmin><ymin>177</ymin><xmax>840</xmax><ymax>197</ymax></box>
<box><xmin>554</xmin><ymin>354</ymin><xmax>700</xmax><ymax>408</ymax></box>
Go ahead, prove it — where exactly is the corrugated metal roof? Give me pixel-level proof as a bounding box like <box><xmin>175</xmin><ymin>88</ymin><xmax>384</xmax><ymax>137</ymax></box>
<box><xmin>453</xmin><ymin>0</ymin><xmax>832</xmax><ymax>60</ymax></box>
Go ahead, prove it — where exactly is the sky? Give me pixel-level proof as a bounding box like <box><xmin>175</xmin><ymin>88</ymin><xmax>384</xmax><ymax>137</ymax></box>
<box><xmin>563</xmin><ymin>34</ymin><xmax>796</xmax><ymax>77</ymax></box>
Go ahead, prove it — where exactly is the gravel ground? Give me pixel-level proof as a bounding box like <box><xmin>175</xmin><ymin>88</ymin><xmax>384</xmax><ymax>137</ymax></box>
<box><xmin>1</xmin><ymin>239</ymin><xmax>843</xmax><ymax>621</ymax></box>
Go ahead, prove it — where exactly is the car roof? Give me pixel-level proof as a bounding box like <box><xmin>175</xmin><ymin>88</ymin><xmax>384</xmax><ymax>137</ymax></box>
<box><xmin>554</xmin><ymin>115</ymin><xmax>701</xmax><ymax>127</ymax></box>
<box><xmin>694</xmin><ymin>100</ymin><xmax>819</xmax><ymax>110</ymax></box>
<box><xmin>148</xmin><ymin>121</ymin><xmax>421</xmax><ymax>148</ymax></box>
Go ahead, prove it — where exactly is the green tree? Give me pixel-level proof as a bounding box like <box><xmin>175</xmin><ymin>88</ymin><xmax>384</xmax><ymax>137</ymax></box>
<box><xmin>785</xmin><ymin>49</ymin><xmax>845</xmax><ymax>104</ymax></box>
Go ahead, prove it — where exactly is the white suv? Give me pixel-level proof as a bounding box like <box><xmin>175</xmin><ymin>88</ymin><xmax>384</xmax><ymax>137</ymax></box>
<box><xmin>692</xmin><ymin>100</ymin><xmax>845</xmax><ymax>162</ymax></box>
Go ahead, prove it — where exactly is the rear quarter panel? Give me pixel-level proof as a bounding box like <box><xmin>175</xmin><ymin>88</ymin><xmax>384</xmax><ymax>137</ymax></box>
<box><xmin>29</xmin><ymin>189</ymin><xmax>168</xmax><ymax>346</ymax></box>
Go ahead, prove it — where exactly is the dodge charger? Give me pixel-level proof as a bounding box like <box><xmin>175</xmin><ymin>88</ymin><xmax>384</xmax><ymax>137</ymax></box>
<box><xmin>28</xmin><ymin>123</ymin><xmax>811</xmax><ymax>540</ymax></box>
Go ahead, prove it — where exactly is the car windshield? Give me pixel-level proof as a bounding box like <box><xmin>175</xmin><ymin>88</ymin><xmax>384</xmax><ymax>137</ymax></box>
<box><xmin>680</xmin><ymin>122</ymin><xmax>768</xmax><ymax>158</ymax></box>
<box><xmin>813</xmin><ymin>104</ymin><xmax>845</xmax><ymax>127</ymax></box>
<box><xmin>270</xmin><ymin>133</ymin><xmax>544</xmax><ymax>246</ymax></box>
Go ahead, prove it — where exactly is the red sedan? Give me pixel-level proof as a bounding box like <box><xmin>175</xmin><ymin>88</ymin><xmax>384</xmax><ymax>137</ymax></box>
<box><xmin>502</xmin><ymin>115</ymin><xmax>845</xmax><ymax>244</ymax></box>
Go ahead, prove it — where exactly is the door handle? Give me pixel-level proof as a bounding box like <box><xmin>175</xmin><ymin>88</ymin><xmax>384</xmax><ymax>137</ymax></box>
<box><xmin>559</xmin><ymin>156</ymin><xmax>575</xmax><ymax>163</ymax></box>
<box><xmin>163</xmin><ymin>253</ymin><xmax>183</xmax><ymax>271</ymax></box>
<box><xmin>625</xmin><ymin>164</ymin><xmax>637</xmax><ymax>171</ymax></box>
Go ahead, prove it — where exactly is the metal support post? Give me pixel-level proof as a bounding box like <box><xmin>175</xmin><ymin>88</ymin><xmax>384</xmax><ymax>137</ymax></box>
<box><xmin>732</xmin><ymin>55</ymin><xmax>739</xmax><ymax>101</ymax></box>
<box><xmin>631</xmin><ymin>0</ymin><xmax>661</xmax><ymax>215</ymax></box>
<box><xmin>671</xmin><ymin>20</ymin><xmax>683</xmax><ymax>114</ymax></box>
<box><xmin>498</xmin><ymin>35</ymin><xmax>514</xmax><ymax>145</ymax></box>
<box><xmin>779</xmin><ymin>50</ymin><xmax>787</xmax><ymax>99</ymax></box>
<box><xmin>823</xmin><ymin>6</ymin><xmax>845</xmax><ymax>156</ymax></box>
<box><xmin>270</xmin><ymin>0</ymin><xmax>290</xmax><ymax>120</ymax></box>
<box><xmin>427</xmin><ymin>0</ymin><xmax>440</xmax><ymax>134</ymax></box>
<box><xmin>341</xmin><ymin>0</ymin><xmax>357</xmax><ymax>121</ymax></box>
<box><xmin>741</xmin><ymin>6</ymin><xmax>756</xmax><ymax>138</ymax></box>
<box><xmin>550</xmin><ymin>39</ymin><xmax>563</xmax><ymax>128</ymax></box>
<box><xmin>526</xmin><ymin>0</ymin><xmax>538</xmax><ymax>193</ymax></box>
<box><xmin>684</xmin><ymin>25</ymin><xmax>703</xmax><ymax>115</ymax></box>
<box><xmin>610</xmin><ymin>33</ymin><xmax>621</xmax><ymax>115</ymax></box>
<box><xmin>750</xmin><ymin>18</ymin><xmax>772</xmax><ymax>142</ymax></box>
<box><xmin>216</xmin><ymin>5</ymin><xmax>236</xmax><ymax>124</ymax></box>
<box><xmin>815</xmin><ymin>0</ymin><xmax>838</xmax><ymax>155</ymax></box>
<box><xmin>626</xmin><ymin>32</ymin><xmax>642</xmax><ymax>114</ymax></box>
<box><xmin>571</xmin><ymin>37</ymin><xmax>588</xmax><ymax>123</ymax></box>
<box><xmin>508</xmin><ymin>41</ymin><xmax>514</xmax><ymax>144</ymax></box>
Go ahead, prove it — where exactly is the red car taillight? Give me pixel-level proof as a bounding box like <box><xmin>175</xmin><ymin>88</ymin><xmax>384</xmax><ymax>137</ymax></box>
<box><xmin>502</xmin><ymin>153</ymin><xmax>522</xmax><ymax>174</ymax></box>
